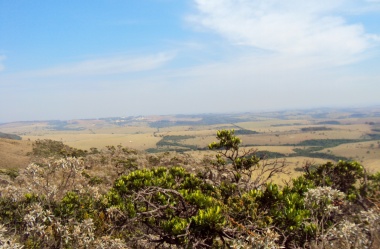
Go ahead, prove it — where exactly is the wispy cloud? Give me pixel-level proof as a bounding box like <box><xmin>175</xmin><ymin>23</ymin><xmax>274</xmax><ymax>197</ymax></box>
<box><xmin>23</xmin><ymin>52</ymin><xmax>175</xmax><ymax>78</ymax></box>
<box><xmin>189</xmin><ymin>0</ymin><xmax>379</xmax><ymax>65</ymax></box>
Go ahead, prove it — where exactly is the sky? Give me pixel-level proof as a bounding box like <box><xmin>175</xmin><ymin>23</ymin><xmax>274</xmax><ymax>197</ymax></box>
<box><xmin>1</xmin><ymin>0</ymin><xmax>380</xmax><ymax>122</ymax></box>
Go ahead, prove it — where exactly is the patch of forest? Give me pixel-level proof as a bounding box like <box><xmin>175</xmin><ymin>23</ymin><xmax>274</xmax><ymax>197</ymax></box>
<box><xmin>0</xmin><ymin>132</ymin><xmax>22</xmax><ymax>140</ymax></box>
<box><xmin>48</xmin><ymin>120</ymin><xmax>85</xmax><ymax>131</ymax></box>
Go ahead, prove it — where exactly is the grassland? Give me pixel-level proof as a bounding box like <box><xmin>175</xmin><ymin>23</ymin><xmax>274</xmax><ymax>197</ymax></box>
<box><xmin>1</xmin><ymin>107</ymin><xmax>380</xmax><ymax>173</ymax></box>
<box><xmin>0</xmin><ymin>138</ymin><xmax>32</xmax><ymax>170</ymax></box>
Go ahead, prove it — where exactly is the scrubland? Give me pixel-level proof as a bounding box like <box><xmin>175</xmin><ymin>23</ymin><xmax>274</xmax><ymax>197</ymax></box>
<box><xmin>0</xmin><ymin>128</ymin><xmax>380</xmax><ymax>248</ymax></box>
<box><xmin>1</xmin><ymin>109</ymin><xmax>380</xmax><ymax>248</ymax></box>
<box><xmin>1</xmin><ymin>109</ymin><xmax>380</xmax><ymax>173</ymax></box>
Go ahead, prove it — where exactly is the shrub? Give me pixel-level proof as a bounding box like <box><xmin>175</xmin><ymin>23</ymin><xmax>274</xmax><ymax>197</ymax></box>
<box><xmin>1</xmin><ymin>130</ymin><xmax>380</xmax><ymax>248</ymax></box>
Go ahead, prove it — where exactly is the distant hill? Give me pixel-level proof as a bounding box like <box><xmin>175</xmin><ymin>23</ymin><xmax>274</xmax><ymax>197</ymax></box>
<box><xmin>0</xmin><ymin>132</ymin><xmax>22</xmax><ymax>140</ymax></box>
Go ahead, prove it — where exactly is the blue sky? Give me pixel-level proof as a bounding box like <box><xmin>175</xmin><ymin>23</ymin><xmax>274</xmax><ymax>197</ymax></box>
<box><xmin>1</xmin><ymin>0</ymin><xmax>380</xmax><ymax>122</ymax></box>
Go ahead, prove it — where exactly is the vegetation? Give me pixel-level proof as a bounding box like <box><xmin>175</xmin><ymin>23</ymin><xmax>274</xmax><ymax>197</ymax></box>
<box><xmin>156</xmin><ymin>135</ymin><xmax>198</xmax><ymax>150</ymax></box>
<box><xmin>289</xmin><ymin>139</ymin><xmax>363</xmax><ymax>147</ymax></box>
<box><xmin>29</xmin><ymin>139</ymin><xmax>88</xmax><ymax>158</ymax></box>
<box><xmin>0</xmin><ymin>132</ymin><xmax>21</xmax><ymax>140</ymax></box>
<box><xmin>234</xmin><ymin>129</ymin><xmax>259</xmax><ymax>135</ymax></box>
<box><xmin>316</xmin><ymin>121</ymin><xmax>341</xmax><ymax>125</ymax></box>
<box><xmin>291</xmin><ymin>148</ymin><xmax>348</xmax><ymax>161</ymax></box>
<box><xmin>255</xmin><ymin>150</ymin><xmax>287</xmax><ymax>159</ymax></box>
<box><xmin>300</xmin><ymin>127</ymin><xmax>332</xmax><ymax>132</ymax></box>
<box><xmin>47</xmin><ymin>120</ymin><xmax>85</xmax><ymax>131</ymax></box>
<box><xmin>0</xmin><ymin>130</ymin><xmax>380</xmax><ymax>248</ymax></box>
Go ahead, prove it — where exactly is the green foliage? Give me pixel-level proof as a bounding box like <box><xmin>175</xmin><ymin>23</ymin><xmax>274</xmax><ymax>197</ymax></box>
<box><xmin>209</xmin><ymin>129</ymin><xmax>241</xmax><ymax>151</ymax></box>
<box><xmin>89</xmin><ymin>147</ymin><xmax>100</xmax><ymax>154</ymax></box>
<box><xmin>281</xmin><ymin>136</ymin><xmax>380</xmax><ymax>161</ymax></box>
<box><xmin>192</xmin><ymin>206</ymin><xmax>226</xmax><ymax>231</ymax></box>
<box><xmin>88</xmin><ymin>176</ymin><xmax>103</xmax><ymax>186</ymax></box>
<box><xmin>367</xmin><ymin>133</ymin><xmax>380</xmax><ymax>140</ymax></box>
<box><xmin>0</xmin><ymin>196</ymin><xmax>29</xmax><ymax>228</ymax></box>
<box><xmin>234</xmin><ymin>129</ymin><xmax>259</xmax><ymax>135</ymax></box>
<box><xmin>104</xmin><ymin>166</ymin><xmax>225</xmax><ymax>247</ymax></box>
<box><xmin>102</xmin><ymin>145</ymin><xmax>141</xmax><ymax>176</ymax></box>
<box><xmin>163</xmin><ymin>217</ymin><xmax>188</xmax><ymax>236</ymax></box>
<box><xmin>304</xmin><ymin>161</ymin><xmax>365</xmax><ymax>195</ymax></box>
<box><xmin>0</xmin><ymin>168</ymin><xmax>19</xmax><ymax>179</ymax></box>
<box><xmin>292</xmin><ymin>139</ymin><xmax>363</xmax><ymax>147</ymax></box>
<box><xmin>30</xmin><ymin>139</ymin><xmax>87</xmax><ymax>158</ymax></box>
<box><xmin>58</xmin><ymin>191</ymin><xmax>82</xmax><ymax>218</ymax></box>
<box><xmin>55</xmin><ymin>189</ymin><xmax>102</xmax><ymax>223</ymax></box>
<box><xmin>291</xmin><ymin>147</ymin><xmax>348</xmax><ymax>161</ymax></box>
<box><xmin>367</xmin><ymin>172</ymin><xmax>380</xmax><ymax>200</ymax></box>
<box><xmin>1</xmin><ymin>130</ymin><xmax>380</xmax><ymax>248</ymax></box>
<box><xmin>209</xmin><ymin>129</ymin><xmax>261</xmax><ymax>184</ymax></box>
<box><xmin>301</xmin><ymin>127</ymin><xmax>332</xmax><ymax>132</ymax></box>
<box><xmin>155</xmin><ymin>135</ymin><xmax>198</xmax><ymax>151</ymax></box>
<box><xmin>255</xmin><ymin>150</ymin><xmax>286</xmax><ymax>159</ymax></box>
<box><xmin>251</xmin><ymin>183</ymin><xmax>310</xmax><ymax>238</ymax></box>
<box><xmin>0</xmin><ymin>132</ymin><xmax>22</xmax><ymax>140</ymax></box>
<box><xmin>285</xmin><ymin>176</ymin><xmax>315</xmax><ymax>196</ymax></box>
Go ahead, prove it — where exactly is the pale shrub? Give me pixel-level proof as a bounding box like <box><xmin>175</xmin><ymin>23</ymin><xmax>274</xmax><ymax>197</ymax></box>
<box><xmin>304</xmin><ymin>186</ymin><xmax>345</xmax><ymax>217</ymax></box>
<box><xmin>0</xmin><ymin>224</ymin><xmax>23</xmax><ymax>249</ymax></box>
<box><xmin>324</xmin><ymin>209</ymin><xmax>380</xmax><ymax>249</ymax></box>
<box><xmin>229</xmin><ymin>228</ymin><xmax>284</xmax><ymax>249</ymax></box>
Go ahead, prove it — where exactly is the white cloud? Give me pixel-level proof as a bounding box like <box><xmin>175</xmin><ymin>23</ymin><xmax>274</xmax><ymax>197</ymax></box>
<box><xmin>24</xmin><ymin>52</ymin><xmax>175</xmax><ymax>77</ymax></box>
<box><xmin>367</xmin><ymin>34</ymin><xmax>380</xmax><ymax>42</ymax></box>
<box><xmin>189</xmin><ymin>0</ymin><xmax>378</xmax><ymax>64</ymax></box>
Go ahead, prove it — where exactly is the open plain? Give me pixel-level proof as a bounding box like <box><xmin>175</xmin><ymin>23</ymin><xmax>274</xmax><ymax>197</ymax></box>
<box><xmin>1</xmin><ymin>107</ymin><xmax>380</xmax><ymax>173</ymax></box>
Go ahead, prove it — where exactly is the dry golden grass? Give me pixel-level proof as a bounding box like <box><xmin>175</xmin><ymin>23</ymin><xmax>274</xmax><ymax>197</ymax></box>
<box><xmin>183</xmin><ymin>136</ymin><xmax>216</xmax><ymax>148</ymax></box>
<box><xmin>267</xmin><ymin>157</ymin><xmax>331</xmax><ymax>184</ymax></box>
<box><xmin>0</xmin><ymin>138</ymin><xmax>32</xmax><ymax>170</ymax></box>
<box><xmin>156</xmin><ymin>126</ymin><xmax>194</xmax><ymax>133</ymax></box>
<box><xmin>157</xmin><ymin>129</ymin><xmax>215</xmax><ymax>137</ymax></box>
<box><xmin>24</xmin><ymin>133</ymin><xmax>161</xmax><ymax>151</ymax></box>
<box><xmin>157</xmin><ymin>128</ymin><xmax>354</xmax><ymax>150</ymax></box>
<box><xmin>2</xmin><ymin>113</ymin><xmax>379</xmax><ymax>175</ymax></box>
<box><xmin>321</xmin><ymin>140</ymin><xmax>380</xmax><ymax>172</ymax></box>
<box><xmin>93</xmin><ymin>126</ymin><xmax>156</xmax><ymax>134</ymax></box>
<box><xmin>235</xmin><ymin>120</ymin><xmax>310</xmax><ymax>132</ymax></box>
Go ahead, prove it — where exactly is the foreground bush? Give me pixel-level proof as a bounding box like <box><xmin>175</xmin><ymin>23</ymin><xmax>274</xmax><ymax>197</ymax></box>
<box><xmin>0</xmin><ymin>130</ymin><xmax>379</xmax><ymax>248</ymax></box>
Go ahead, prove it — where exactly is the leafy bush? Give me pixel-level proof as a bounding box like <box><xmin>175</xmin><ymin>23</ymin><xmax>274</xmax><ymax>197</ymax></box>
<box><xmin>30</xmin><ymin>139</ymin><xmax>87</xmax><ymax>158</ymax></box>
<box><xmin>0</xmin><ymin>130</ymin><xmax>379</xmax><ymax>248</ymax></box>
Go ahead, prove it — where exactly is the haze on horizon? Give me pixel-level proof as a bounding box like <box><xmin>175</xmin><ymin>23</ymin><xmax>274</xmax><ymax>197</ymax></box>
<box><xmin>1</xmin><ymin>0</ymin><xmax>380</xmax><ymax>123</ymax></box>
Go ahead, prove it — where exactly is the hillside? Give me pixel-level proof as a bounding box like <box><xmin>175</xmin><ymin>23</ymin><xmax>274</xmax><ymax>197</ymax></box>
<box><xmin>0</xmin><ymin>138</ymin><xmax>32</xmax><ymax>170</ymax></box>
<box><xmin>1</xmin><ymin>107</ymin><xmax>380</xmax><ymax>173</ymax></box>
<box><xmin>0</xmin><ymin>129</ymin><xmax>379</xmax><ymax>248</ymax></box>
<box><xmin>0</xmin><ymin>132</ymin><xmax>22</xmax><ymax>140</ymax></box>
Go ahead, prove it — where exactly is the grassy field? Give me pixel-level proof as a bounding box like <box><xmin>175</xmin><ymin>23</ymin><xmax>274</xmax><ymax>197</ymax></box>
<box><xmin>1</xmin><ymin>108</ymin><xmax>380</xmax><ymax>174</ymax></box>
<box><xmin>23</xmin><ymin>133</ymin><xmax>160</xmax><ymax>151</ymax></box>
<box><xmin>0</xmin><ymin>138</ymin><xmax>32</xmax><ymax>170</ymax></box>
<box><xmin>320</xmin><ymin>140</ymin><xmax>380</xmax><ymax>172</ymax></box>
